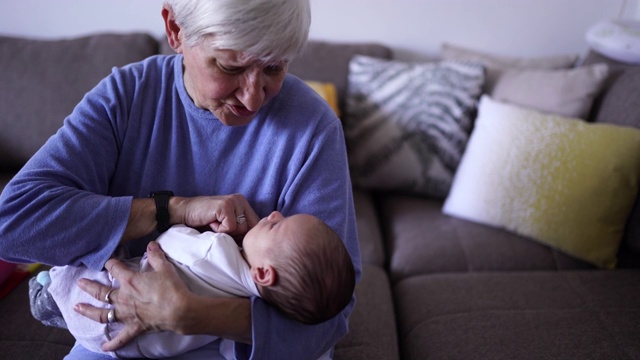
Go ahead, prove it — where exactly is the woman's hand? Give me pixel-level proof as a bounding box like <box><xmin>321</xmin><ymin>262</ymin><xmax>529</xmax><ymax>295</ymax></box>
<box><xmin>122</xmin><ymin>193</ymin><xmax>260</xmax><ymax>244</ymax></box>
<box><xmin>171</xmin><ymin>193</ymin><xmax>260</xmax><ymax>236</ymax></box>
<box><xmin>74</xmin><ymin>241</ymin><xmax>192</xmax><ymax>351</ymax></box>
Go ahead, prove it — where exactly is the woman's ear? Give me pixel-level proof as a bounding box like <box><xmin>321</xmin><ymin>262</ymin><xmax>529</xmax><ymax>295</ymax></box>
<box><xmin>161</xmin><ymin>4</ymin><xmax>184</xmax><ymax>53</ymax></box>
<box><xmin>251</xmin><ymin>265</ymin><xmax>277</xmax><ymax>287</ymax></box>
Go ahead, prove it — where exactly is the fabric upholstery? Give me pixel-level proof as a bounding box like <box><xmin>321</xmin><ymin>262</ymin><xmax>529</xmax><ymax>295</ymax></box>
<box><xmin>0</xmin><ymin>33</ymin><xmax>159</xmax><ymax>169</ymax></box>
<box><xmin>584</xmin><ymin>50</ymin><xmax>640</xmax><ymax>257</ymax></box>
<box><xmin>344</xmin><ymin>56</ymin><xmax>484</xmax><ymax>198</ymax></box>
<box><xmin>0</xmin><ymin>173</ymin><xmax>13</xmax><ymax>194</ymax></box>
<box><xmin>443</xmin><ymin>96</ymin><xmax>640</xmax><ymax>268</ymax></box>
<box><xmin>441</xmin><ymin>42</ymin><xmax>578</xmax><ymax>93</ymax></box>
<box><xmin>394</xmin><ymin>270</ymin><xmax>640</xmax><ymax>360</ymax></box>
<box><xmin>0</xmin><ymin>269</ymin><xmax>74</xmax><ymax>359</ymax></box>
<box><xmin>288</xmin><ymin>40</ymin><xmax>393</xmax><ymax>118</ymax></box>
<box><xmin>334</xmin><ymin>264</ymin><xmax>399</xmax><ymax>360</ymax></box>
<box><xmin>379</xmin><ymin>195</ymin><xmax>593</xmax><ymax>283</ymax></box>
<box><xmin>584</xmin><ymin>51</ymin><xmax>640</xmax><ymax>127</ymax></box>
<box><xmin>491</xmin><ymin>63</ymin><xmax>609</xmax><ymax>118</ymax></box>
<box><xmin>353</xmin><ymin>189</ymin><xmax>386</xmax><ymax>267</ymax></box>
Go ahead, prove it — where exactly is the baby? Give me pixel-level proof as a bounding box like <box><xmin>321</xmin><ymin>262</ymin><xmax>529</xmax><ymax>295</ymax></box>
<box><xmin>30</xmin><ymin>211</ymin><xmax>356</xmax><ymax>359</ymax></box>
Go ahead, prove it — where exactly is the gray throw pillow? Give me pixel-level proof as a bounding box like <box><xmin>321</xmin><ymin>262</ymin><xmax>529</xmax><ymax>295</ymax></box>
<box><xmin>345</xmin><ymin>55</ymin><xmax>485</xmax><ymax>198</ymax></box>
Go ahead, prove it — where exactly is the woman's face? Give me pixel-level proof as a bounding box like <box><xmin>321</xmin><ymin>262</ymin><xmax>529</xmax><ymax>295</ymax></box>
<box><xmin>181</xmin><ymin>39</ymin><xmax>288</xmax><ymax>126</ymax></box>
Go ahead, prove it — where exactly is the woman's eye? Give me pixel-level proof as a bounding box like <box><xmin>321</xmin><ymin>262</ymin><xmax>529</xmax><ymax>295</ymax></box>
<box><xmin>218</xmin><ymin>64</ymin><xmax>243</xmax><ymax>74</ymax></box>
<box><xmin>265</xmin><ymin>65</ymin><xmax>284</xmax><ymax>74</ymax></box>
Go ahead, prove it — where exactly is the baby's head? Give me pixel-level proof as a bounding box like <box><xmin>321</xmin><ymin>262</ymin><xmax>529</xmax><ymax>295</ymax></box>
<box><xmin>241</xmin><ymin>211</ymin><xmax>355</xmax><ymax>325</ymax></box>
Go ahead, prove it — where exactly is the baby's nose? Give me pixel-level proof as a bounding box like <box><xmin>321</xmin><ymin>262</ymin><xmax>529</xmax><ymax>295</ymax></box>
<box><xmin>267</xmin><ymin>211</ymin><xmax>283</xmax><ymax>220</ymax></box>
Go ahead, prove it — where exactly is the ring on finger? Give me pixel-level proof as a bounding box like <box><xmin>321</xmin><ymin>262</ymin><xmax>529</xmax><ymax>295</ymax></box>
<box><xmin>105</xmin><ymin>288</ymin><xmax>115</xmax><ymax>304</ymax></box>
<box><xmin>107</xmin><ymin>308</ymin><xmax>117</xmax><ymax>323</ymax></box>
<box><xmin>236</xmin><ymin>214</ymin><xmax>246</xmax><ymax>225</ymax></box>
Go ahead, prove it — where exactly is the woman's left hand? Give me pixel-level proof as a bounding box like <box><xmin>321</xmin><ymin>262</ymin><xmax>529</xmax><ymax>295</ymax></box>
<box><xmin>74</xmin><ymin>241</ymin><xmax>191</xmax><ymax>351</ymax></box>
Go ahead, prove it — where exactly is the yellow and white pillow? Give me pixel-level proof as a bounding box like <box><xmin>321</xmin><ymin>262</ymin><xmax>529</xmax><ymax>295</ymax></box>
<box><xmin>443</xmin><ymin>96</ymin><xmax>640</xmax><ymax>268</ymax></box>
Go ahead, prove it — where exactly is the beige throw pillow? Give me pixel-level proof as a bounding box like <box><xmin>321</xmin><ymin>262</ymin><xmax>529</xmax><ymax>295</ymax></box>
<box><xmin>441</xmin><ymin>42</ymin><xmax>578</xmax><ymax>93</ymax></box>
<box><xmin>491</xmin><ymin>64</ymin><xmax>609</xmax><ymax>118</ymax></box>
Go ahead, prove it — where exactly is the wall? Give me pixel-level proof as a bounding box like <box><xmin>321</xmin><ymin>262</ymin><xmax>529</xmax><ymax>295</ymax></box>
<box><xmin>1</xmin><ymin>0</ymin><xmax>638</xmax><ymax>61</ymax></box>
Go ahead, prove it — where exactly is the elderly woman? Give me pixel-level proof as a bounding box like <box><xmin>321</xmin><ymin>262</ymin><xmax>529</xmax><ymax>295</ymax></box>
<box><xmin>0</xmin><ymin>0</ymin><xmax>360</xmax><ymax>359</ymax></box>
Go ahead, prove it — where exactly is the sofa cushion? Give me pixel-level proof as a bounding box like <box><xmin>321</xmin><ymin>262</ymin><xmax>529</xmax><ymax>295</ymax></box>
<box><xmin>379</xmin><ymin>194</ymin><xmax>593</xmax><ymax>283</ymax></box>
<box><xmin>0</xmin><ymin>33</ymin><xmax>159</xmax><ymax>169</ymax></box>
<box><xmin>394</xmin><ymin>270</ymin><xmax>640</xmax><ymax>360</ymax></box>
<box><xmin>288</xmin><ymin>40</ymin><xmax>393</xmax><ymax>119</ymax></box>
<box><xmin>0</xmin><ymin>270</ymin><xmax>74</xmax><ymax>358</ymax></box>
<box><xmin>353</xmin><ymin>189</ymin><xmax>386</xmax><ymax>267</ymax></box>
<box><xmin>335</xmin><ymin>264</ymin><xmax>399</xmax><ymax>360</ymax></box>
<box><xmin>441</xmin><ymin>42</ymin><xmax>578</xmax><ymax>93</ymax></box>
<box><xmin>583</xmin><ymin>50</ymin><xmax>640</xmax><ymax>257</ymax></box>
<box><xmin>584</xmin><ymin>51</ymin><xmax>640</xmax><ymax>128</ymax></box>
<box><xmin>344</xmin><ymin>56</ymin><xmax>485</xmax><ymax>198</ymax></box>
<box><xmin>491</xmin><ymin>63</ymin><xmax>609</xmax><ymax>118</ymax></box>
<box><xmin>443</xmin><ymin>96</ymin><xmax>640</xmax><ymax>269</ymax></box>
<box><xmin>0</xmin><ymin>173</ymin><xmax>14</xmax><ymax>194</ymax></box>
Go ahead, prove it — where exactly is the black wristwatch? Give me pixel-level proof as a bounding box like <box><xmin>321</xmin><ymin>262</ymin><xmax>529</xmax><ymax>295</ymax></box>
<box><xmin>149</xmin><ymin>191</ymin><xmax>174</xmax><ymax>233</ymax></box>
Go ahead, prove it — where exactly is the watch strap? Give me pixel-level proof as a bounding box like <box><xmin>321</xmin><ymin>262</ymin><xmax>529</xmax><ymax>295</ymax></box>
<box><xmin>149</xmin><ymin>191</ymin><xmax>174</xmax><ymax>233</ymax></box>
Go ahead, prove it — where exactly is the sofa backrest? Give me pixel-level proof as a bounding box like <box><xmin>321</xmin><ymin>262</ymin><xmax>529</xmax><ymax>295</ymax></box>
<box><xmin>0</xmin><ymin>33</ymin><xmax>159</xmax><ymax>170</ymax></box>
<box><xmin>583</xmin><ymin>50</ymin><xmax>640</xmax><ymax>265</ymax></box>
<box><xmin>288</xmin><ymin>40</ymin><xmax>393</xmax><ymax>119</ymax></box>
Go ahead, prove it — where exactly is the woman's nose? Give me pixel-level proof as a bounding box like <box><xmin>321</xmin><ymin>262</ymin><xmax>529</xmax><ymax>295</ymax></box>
<box><xmin>237</xmin><ymin>69</ymin><xmax>265</xmax><ymax>111</ymax></box>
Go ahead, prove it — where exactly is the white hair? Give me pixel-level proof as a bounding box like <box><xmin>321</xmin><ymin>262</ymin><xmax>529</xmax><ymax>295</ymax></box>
<box><xmin>164</xmin><ymin>0</ymin><xmax>311</xmax><ymax>62</ymax></box>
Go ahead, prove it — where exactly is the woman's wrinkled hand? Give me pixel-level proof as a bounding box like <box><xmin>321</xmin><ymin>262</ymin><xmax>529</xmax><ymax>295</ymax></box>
<box><xmin>74</xmin><ymin>241</ymin><xmax>190</xmax><ymax>352</ymax></box>
<box><xmin>172</xmin><ymin>193</ymin><xmax>259</xmax><ymax>236</ymax></box>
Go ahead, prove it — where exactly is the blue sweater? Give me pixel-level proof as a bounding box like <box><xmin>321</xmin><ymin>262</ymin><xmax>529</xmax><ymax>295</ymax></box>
<box><xmin>0</xmin><ymin>55</ymin><xmax>360</xmax><ymax>359</ymax></box>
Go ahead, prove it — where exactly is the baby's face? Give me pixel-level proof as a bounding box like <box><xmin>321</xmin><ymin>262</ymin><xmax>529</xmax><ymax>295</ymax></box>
<box><xmin>242</xmin><ymin>211</ymin><xmax>315</xmax><ymax>266</ymax></box>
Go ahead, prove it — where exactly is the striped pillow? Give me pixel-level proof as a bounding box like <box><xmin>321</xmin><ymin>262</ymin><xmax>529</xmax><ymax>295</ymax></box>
<box><xmin>345</xmin><ymin>55</ymin><xmax>485</xmax><ymax>198</ymax></box>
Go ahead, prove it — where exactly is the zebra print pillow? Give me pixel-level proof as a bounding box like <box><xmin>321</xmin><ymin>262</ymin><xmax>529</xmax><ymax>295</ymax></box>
<box><xmin>345</xmin><ymin>55</ymin><xmax>485</xmax><ymax>198</ymax></box>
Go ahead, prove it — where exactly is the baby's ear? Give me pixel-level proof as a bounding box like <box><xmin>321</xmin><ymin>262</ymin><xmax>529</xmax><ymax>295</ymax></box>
<box><xmin>251</xmin><ymin>265</ymin><xmax>277</xmax><ymax>287</ymax></box>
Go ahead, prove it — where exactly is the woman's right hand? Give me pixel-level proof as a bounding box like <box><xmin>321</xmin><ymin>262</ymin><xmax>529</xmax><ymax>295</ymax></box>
<box><xmin>171</xmin><ymin>193</ymin><xmax>260</xmax><ymax>236</ymax></box>
<box><xmin>122</xmin><ymin>193</ymin><xmax>260</xmax><ymax>244</ymax></box>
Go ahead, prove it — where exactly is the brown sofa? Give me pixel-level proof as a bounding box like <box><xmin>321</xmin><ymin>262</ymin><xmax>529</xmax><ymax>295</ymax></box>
<box><xmin>1</xmin><ymin>33</ymin><xmax>639</xmax><ymax>360</ymax></box>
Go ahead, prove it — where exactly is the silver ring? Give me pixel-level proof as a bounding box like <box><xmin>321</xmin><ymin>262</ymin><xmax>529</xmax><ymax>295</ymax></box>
<box><xmin>236</xmin><ymin>214</ymin><xmax>246</xmax><ymax>225</ymax></box>
<box><xmin>107</xmin><ymin>308</ymin><xmax>117</xmax><ymax>324</ymax></box>
<box><xmin>104</xmin><ymin>288</ymin><xmax>115</xmax><ymax>304</ymax></box>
